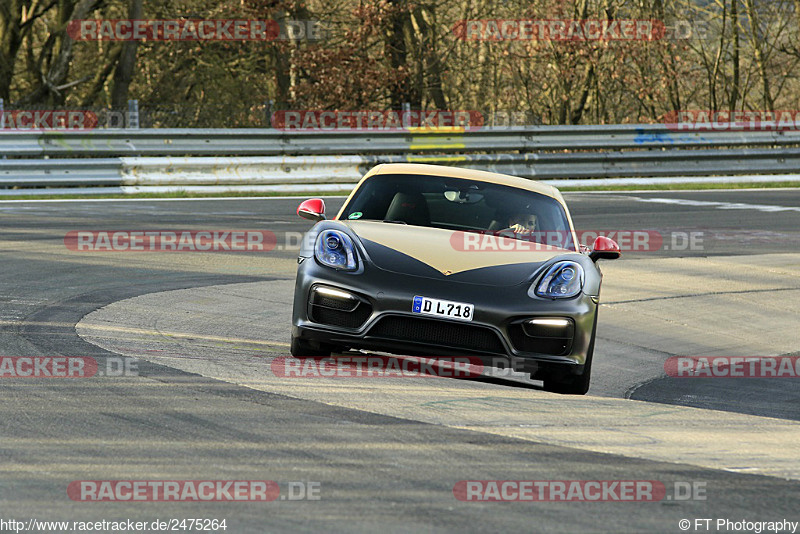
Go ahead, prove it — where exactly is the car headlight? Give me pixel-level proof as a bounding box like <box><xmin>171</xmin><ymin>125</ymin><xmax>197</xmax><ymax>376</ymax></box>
<box><xmin>314</xmin><ymin>230</ymin><xmax>357</xmax><ymax>271</ymax></box>
<box><xmin>535</xmin><ymin>261</ymin><xmax>584</xmax><ymax>299</ymax></box>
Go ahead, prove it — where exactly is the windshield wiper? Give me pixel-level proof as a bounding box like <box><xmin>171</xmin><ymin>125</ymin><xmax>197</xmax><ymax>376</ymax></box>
<box><xmin>381</xmin><ymin>220</ymin><xmax>408</xmax><ymax>225</ymax></box>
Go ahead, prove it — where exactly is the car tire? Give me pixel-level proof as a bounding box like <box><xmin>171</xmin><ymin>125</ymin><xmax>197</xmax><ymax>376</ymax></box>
<box><xmin>543</xmin><ymin>311</ymin><xmax>597</xmax><ymax>395</ymax></box>
<box><xmin>290</xmin><ymin>335</ymin><xmax>332</xmax><ymax>357</ymax></box>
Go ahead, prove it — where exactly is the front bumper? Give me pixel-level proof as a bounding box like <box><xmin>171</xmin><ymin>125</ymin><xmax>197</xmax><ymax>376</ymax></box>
<box><xmin>292</xmin><ymin>257</ymin><xmax>598</xmax><ymax>377</ymax></box>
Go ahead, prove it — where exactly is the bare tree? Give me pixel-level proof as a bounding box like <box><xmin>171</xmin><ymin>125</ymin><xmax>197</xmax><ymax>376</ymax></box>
<box><xmin>0</xmin><ymin>0</ymin><xmax>58</xmax><ymax>101</ymax></box>
<box><xmin>110</xmin><ymin>0</ymin><xmax>142</xmax><ymax>108</ymax></box>
<box><xmin>15</xmin><ymin>0</ymin><xmax>103</xmax><ymax>106</ymax></box>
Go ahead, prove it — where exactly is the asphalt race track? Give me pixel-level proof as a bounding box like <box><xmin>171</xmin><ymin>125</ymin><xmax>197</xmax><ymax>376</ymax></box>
<box><xmin>1</xmin><ymin>190</ymin><xmax>799</xmax><ymax>533</ymax></box>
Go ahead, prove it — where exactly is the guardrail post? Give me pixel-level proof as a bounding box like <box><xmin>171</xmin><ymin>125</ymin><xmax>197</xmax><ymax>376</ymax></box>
<box><xmin>402</xmin><ymin>102</ymin><xmax>411</xmax><ymax>129</ymax></box>
<box><xmin>127</xmin><ymin>99</ymin><xmax>139</xmax><ymax>129</ymax></box>
<box><xmin>265</xmin><ymin>100</ymin><xmax>274</xmax><ymax>128</ymax></box>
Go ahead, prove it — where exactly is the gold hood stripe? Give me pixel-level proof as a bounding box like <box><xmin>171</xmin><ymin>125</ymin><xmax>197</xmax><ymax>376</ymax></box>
<box><xmin>345</xmin><ymin>221</ymin><xmax>568</xmax><ymax>275</ymax></box>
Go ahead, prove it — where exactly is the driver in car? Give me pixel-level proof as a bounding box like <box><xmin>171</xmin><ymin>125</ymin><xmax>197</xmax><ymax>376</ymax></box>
<box><xmin>505</xmin><ymin>212</ymin><xmax>537</xmax><ymax>233</ymax></box>
<box><xmin>496</xmin><ymin>212</ymin><xmax>538</xmax><ymax>238</ymax></box>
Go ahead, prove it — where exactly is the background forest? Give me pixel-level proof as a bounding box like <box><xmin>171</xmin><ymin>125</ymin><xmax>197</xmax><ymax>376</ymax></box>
<box><xmin>1</xmin><ymin>0</ymin><xmax>799</xmax><ymax>127</ymax></box>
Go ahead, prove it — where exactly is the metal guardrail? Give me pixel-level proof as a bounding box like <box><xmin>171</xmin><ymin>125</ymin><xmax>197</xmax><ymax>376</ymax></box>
<box><xmin>2</xmin><ymin>125</ymin><xmax>800</xmax><ymax>157</ymax></box>
<box><xmin>365</xmin><ymin>149</ymin><xmax>800</xmax><ymax>179</ymax></box>
<box><xmin>0</xmin><ymin>159</ymin><xmax>122</xmax><ymax>187</ymax></box>
<box><xmin>1</xmin><ymin>126</ymin><xmax>799</xmax><ymax>194</ymax></box>
<box><xmin>120</xmin><ymin>156</ymin><xmax>363</xmax><ymax>185</ymax></box>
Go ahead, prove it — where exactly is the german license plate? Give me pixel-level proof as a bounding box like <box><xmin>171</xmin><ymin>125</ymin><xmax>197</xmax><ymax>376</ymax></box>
<box><xmin>412</xmin><ymin>296</ymin><xmax>474</xmax><ymax>322</ymax></box>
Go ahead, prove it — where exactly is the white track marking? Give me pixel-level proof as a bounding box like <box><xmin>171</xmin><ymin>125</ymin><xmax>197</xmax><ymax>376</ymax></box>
<box><xmin>629</xmin><ymin>196</ymin><xmax>800</xmax><ymax>212</ymax></box>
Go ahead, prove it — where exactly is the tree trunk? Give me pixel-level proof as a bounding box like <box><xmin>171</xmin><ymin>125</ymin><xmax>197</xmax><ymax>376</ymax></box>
<box><xmin>412</xmin><ymin>5</ymin><xmax>447</xmax><ymax>110</ymax></box>
<box><xmin>729</xmin><ymin>0</ymin><xmax>740</xmax><ymax>110</ymax></box>
<box><xmin>709</xmin><ymin>0</ymin><xmax>728</xmax><ymax>112</ymax></box>
<box><xmin>384</xmin><ymin>0</ymin><xmax>415</xmax><ymax>110</ymax></box>
<box><xmin>743</xmin><ymin>0</ymin><xmax>774</xmax><ymax>109</ymax></box>
<box><xmin>81</xmin><ymin>42</ymin><xmax>122</xmax><ymax>107</ymax></box>
<box><xmin>0</xmin><ymin>0</ymin><xmax>24</xmax><ymax>101</ymax></box>
<box><xmin>111</xmin><ymin>0</ymin><xmax>142</xmax><ymax>109</ymax></box>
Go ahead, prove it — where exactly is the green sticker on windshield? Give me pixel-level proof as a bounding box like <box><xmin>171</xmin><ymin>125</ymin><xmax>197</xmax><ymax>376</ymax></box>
<box><xmin>348</xmin><ymin>212</ymin><xmax>363</xmax><ymax>220</ymax></box>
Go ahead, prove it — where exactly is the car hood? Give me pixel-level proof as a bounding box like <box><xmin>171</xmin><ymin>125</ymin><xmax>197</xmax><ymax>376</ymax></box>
<box><xmin>343</xmin><ymin>220</ymin><xmax>576</xmax><ymax>286</ymax></box>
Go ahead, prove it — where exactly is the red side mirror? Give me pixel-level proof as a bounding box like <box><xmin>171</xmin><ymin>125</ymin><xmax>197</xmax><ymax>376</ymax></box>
<box><xmin>589</xmin><ymin>236</ymin><xmax>621</xmax><ymax>262</ymax></box>
<box><xmin>297</xmin><ymin>198</ymin><xmax>326</xmax><ymax>222</ymax></box>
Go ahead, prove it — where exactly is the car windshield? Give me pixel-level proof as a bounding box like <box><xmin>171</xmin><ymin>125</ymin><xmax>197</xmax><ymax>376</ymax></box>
<box><xmin>339</xmin><ymin>173</ymin><xmax>576</xmax><ymax>250</ymax></box>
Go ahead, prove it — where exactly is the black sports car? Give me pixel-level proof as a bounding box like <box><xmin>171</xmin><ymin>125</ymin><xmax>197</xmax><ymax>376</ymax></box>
<box><xmin>290</xmin><ymin>163</ymin><xmax>620</xmax><ymax>394</ymax></box>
